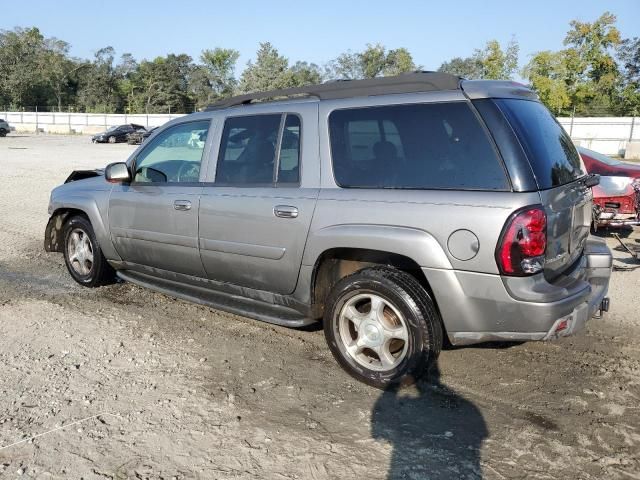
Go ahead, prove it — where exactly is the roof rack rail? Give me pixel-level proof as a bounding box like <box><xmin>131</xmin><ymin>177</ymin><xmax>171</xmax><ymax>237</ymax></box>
<box><xmin>205</xmin><ymin>72</ymin><xmax>461</xmax><ymax>111</ymax></box>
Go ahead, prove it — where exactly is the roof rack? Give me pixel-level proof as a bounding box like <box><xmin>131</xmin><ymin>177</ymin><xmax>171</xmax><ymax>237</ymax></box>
<box><xmin>205</xmin><ymin>72</ymin><xmax>461</xmax><ymax>111</ymax></box>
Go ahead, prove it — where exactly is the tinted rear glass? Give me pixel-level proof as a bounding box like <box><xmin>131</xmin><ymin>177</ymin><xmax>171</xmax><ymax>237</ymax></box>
<box><xmin>329</xmin><ymin>102</ymin><xmax>509</xmax><ymax>190</ymax></box>
<box><xmin>496</xmin><ymin>99</ymin><xmax>585</xmax><ymax>189</ymax></box>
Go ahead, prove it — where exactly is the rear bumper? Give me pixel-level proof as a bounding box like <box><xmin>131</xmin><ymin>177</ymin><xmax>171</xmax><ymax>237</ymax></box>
<box><xmin>596</xmin><ymin>212</ymin><xmax>640</xmax><ymax>227</ymax></box>
<box><xmin>424</xmin><ymin>236</ymin><xmax>613</xmax><ymax>346</ymax></box>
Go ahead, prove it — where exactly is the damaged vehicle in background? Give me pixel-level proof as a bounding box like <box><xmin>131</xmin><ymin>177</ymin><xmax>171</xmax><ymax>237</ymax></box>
<box><xmin>92</xmin><ymin>124</ymin><xmax>146</xmax><ymax>144</ymax></box>
<box><xmin>591</xmin><ymin>176</ymin><xmax>640</xmax><ymax>230</ymax></box>
<box><xmin>127</xmin><ymin>126</ymin><xmax>159</xmax><ymax>145</ymax></box>
<box><xmin>577</xmin><ymin>147</ymin><xmax>640</xmax><ymax>230</ymax></box>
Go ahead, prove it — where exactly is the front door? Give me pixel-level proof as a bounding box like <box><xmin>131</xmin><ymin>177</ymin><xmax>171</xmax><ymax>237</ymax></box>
<box><xmin>198</xmin><ymin>105</ymin><xmax>319</xmax><ymax>294</ymax></box>
<box><xmin>109</xmin><ymin>119</ymin><xmax>212</xmax><ymax>277</ymax></box>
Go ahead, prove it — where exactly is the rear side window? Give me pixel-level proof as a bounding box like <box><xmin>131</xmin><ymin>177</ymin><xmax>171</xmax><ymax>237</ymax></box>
<box><xmin>216</xmin><ymin>114</ymin><xmax>301</xmax><ymax>185</ymax></box>
<box><xmin>495</xmin><ymin>99</ymin><xmax>585</xmax><ymax>189</ymax></box>
<box><xmin>329</xmin><ymin>102</ymin><xmax>508</xmax><ymax>190</ymax></box>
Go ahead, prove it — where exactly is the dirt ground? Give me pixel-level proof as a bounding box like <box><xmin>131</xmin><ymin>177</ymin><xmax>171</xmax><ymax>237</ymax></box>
<box><xmin>0</xmin><ymin>134</ymin><xmax>639</xmax><ymax>480</ymax></box>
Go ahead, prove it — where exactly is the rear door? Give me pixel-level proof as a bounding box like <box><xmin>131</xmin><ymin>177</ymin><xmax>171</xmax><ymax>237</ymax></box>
<box><xmin>495</xmin><ymin>99</ymin><xmax>590</xmax><ymax>278</ymax></box>
<box><xmin>198</xmin><ymin>103</ymin><xmax>319</xmax><ymax>294</ymax></box>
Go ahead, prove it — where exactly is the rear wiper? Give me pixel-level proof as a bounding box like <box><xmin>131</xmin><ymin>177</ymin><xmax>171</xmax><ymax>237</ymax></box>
<box><xmin>581</xmin><ymin>173</ymin><xmax>600</xmax><ymax>188</ymax></box>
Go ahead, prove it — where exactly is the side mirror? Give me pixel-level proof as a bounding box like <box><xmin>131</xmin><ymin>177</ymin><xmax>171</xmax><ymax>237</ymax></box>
<box><xmin>105</xmin><ymin>162</ymin><xmax>131</xmax><ymax>183</ymax></box>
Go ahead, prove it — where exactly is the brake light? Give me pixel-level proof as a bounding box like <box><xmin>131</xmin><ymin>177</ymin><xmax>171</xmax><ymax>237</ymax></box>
<box><xmin>496</xmin><ymin>206</ymin><xmax>547</xmax><ymax>276</ymax></box>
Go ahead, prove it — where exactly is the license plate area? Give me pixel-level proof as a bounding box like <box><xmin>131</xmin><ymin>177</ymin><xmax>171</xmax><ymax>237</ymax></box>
<box><xmin>570</xmin><ymin>197</ymin><xmax>591</xmax><ymax>254</ymax></box>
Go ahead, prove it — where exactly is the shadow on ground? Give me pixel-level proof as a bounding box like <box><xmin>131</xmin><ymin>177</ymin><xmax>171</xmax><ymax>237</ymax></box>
<box><xmin>372</xmin><ymin>363</ymin><xmax>487</xmax><ymax>479</ymax></box>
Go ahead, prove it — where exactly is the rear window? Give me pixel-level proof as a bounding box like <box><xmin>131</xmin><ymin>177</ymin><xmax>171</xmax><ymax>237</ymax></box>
<box><xmin>329</xmin><ymin>102</ymin><xmax>509</xmax><ymax>190</ymax></box>
<box><xmin>495</xmin><ymin>99</ymin><xmax>585</xmax><ymax>189</ymax></box>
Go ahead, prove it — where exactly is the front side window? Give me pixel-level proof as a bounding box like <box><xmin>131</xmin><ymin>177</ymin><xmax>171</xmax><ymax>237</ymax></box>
<box><xmin>216</xmin><ymin>113</ymin><xmax>301</xmax><ymax>185</ymax></box>
<box><xmin>133</xmin><ymin>120</ymin><xmax>210</xmax><ymax>183</ymax></box>
<box><xmin>329</xmin><ymin>102</ymin><xmax>508</xmax><ymax>190</ymax></box>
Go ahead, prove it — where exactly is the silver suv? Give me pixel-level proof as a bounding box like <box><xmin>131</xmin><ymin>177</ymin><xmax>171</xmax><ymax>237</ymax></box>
<box><xmin>44</xmin><ymin>73</ymin><xmax>612</xmax><ymax>388</ymax></box>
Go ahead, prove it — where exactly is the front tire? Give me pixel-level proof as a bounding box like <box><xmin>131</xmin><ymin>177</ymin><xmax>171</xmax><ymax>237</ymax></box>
<box><xmin>63</xmin><ymin>215</ymin><xmax>115</xmax><ymax>287</ymax></box>
<box><xmin>324</xmin><ymin>267</ymin><xmax>442</xmax><ymax>389</ymax></box>
<box><xmin>108</xmin><ymin>135</ymin><xmax>116</xmax><ymax>144</ymax></box>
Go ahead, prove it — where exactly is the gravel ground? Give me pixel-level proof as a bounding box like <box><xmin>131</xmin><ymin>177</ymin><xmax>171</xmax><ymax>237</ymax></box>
<box><xmin>0</xmin><ymin>134</ymin><xmax>639</xmax><ymax>480</ymax></box>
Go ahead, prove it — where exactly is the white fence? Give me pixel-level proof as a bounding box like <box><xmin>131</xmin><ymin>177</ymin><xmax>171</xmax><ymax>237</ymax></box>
<box><xmin>1</xmin><ymin>110</ymin><xmax>639</xmax><ymax>157</ymax></box>
<box><xmin>1</xmin><ymin>111</ymin><xmax>186</xmax><ymax>136</ymax></box>
<box><xmin>557</xmin><ymin>116</ymin><xmax>639</xmax><ymax>157</ymax></box>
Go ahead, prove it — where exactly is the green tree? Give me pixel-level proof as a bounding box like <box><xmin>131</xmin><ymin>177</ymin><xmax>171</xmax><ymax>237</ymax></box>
<box><xmin>286</xmin><ymin>61</ymin><xmax>323</xmax><ymax>87</ymax></box>
<box><xmin>481</xmin><ymin>39</ymin><xmax>519</xmax><ymax>79</ymax></box>
<box><xmin>359</xmin><ymin>43</ymin><xmax>388</xmax><ymax>78</ymax></box>
<box><xmin>563</xmin><ymin>11</ymin><xmax>621</xmax><ymax>114</ymax></box>
<box><xmin>43</xmin><ymin>38</ymin><xmax>86</xmax><ymax>111</ymax></box>
<box><xmin>384</xmin><ymin>48</ymin><xmax>418</xmax><ymax>76</ymax></box>
<box><xmin>523</xmin><ymin>51</ymin><xmax>571</xmax><ymax>113</ymax></box>
<box><xmin>200</xmin><ymin>48</ymin><xmax>240</xmax><ymax>100</ymax></box>
<box><xmin>76</xmin><ymin>47</ymin><xmax>122</xmax><ymax>112</ymax></box>
<box><xmin>0</xmin><ymin>27</ymin><xmax>49</xmax><ymax>108</ymax></box>
<box><xmin>129</xmin><ymin>54</ymin><xmax>195</xmax><ymax>113</ymax></box>
<box><xmin>438</xmin><ymin>56</ymin><xmax>483</xmax><ymax>79</ymax></box>
<box><xmin>439</xmin><ymin>39</ymin><xmax>518</xmax><ymax>80</ymax></box>
<box><xmin>189</xmin><ymin>47</ymin><xmax>240</xmax><ymax>109</ymax></box>
<box><xmin>238</xmin><ymin>42</ymin><xmax>290</xmax><ymax>93</ymax></box>
<box><xmin>327</xmin><ymin>44</ymin><xmax>418</xmax><ymax>80</ymax></box>
<box><xmin>239</xmin><ymin>43</ymin><xmax>324</xmax><ymax>94</ymax></box>
<box><xmin>616</xmin><ymin>37</ymin><xmax>640</xmax><ymax>114</ymax></box>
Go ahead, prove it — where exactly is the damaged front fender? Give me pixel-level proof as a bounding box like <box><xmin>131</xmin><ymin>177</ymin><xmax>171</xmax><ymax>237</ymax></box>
<box><xmin>44</xmin><ymin>212</ymin><xmax>68</xmax><ymax>252</ymax></box>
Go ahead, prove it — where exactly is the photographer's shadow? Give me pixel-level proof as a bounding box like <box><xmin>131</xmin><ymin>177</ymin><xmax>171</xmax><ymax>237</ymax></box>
<box><xmin>371</xmin><ymin>364</ymin><xmax>487</xmax><ymax>479</ymax></box>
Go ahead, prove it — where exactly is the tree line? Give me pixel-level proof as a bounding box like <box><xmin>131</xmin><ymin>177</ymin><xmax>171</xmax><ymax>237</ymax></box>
<box><xmin>0</xmin><ymin>11</ymin><xmax>637</xmax><ymax>116</ymax></box>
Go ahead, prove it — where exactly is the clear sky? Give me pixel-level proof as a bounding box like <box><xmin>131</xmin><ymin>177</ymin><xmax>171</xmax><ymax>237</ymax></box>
<box><xmin>3</xmin><ymin>0</ymin><xmax>639</xmax><ymax>75</ymax></box>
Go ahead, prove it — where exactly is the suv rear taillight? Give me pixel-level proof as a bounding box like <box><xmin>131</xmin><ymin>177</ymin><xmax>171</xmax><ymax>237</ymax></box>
<box><xmin>496</xmin><ymin>206</ymin><xmax>547</xmax><ymax>276</ymax></box>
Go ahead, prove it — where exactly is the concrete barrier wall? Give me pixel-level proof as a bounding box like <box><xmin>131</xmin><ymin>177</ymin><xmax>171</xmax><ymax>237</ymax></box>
<box><xmin>1</xmin><ymin>110</ymin><xmax>638</xmax><ymax>157</ymax></box>
<box><xmin>1</xmin><ymin>112</ymin><xmax>186</xmax><ymax>135</ymax></box>
<box><xmin>557</xmin><ymin>116</ymin><xmax>639</xmax><ymax>157</ymax></box>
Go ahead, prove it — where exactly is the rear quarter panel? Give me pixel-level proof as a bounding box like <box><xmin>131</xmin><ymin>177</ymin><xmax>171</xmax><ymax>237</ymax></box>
<box><xmin>303</xmin><ymin>189</ymin><xmax>541</xmax><ymax>273</ymax></box>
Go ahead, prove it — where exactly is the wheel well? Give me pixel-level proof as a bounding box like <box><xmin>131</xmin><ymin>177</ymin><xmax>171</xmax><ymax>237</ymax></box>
<box><xmin>44</xmin><ymin>208</ymin><xmax>88</xmax><ymax>252</ymax></box>
<box><xmin>310</xmin><ymin>248</ymin><xmax>439</xmax><ymax>319</ymax></box>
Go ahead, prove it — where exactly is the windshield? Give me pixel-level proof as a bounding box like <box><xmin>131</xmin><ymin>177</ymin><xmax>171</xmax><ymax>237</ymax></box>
<box><xmin>105</xmin><ymin>126</ymin><xmax>118</xmax><ymax>133</ymax></box>
<box><xmin>496</xmin><ymin>99</ymin><xmax>586</xmax><ymax>189</ymax></box>
<box><xmin>577</xmin><ymin>146</ymin><xmax>621</xmax><ymax>166</ymax></box>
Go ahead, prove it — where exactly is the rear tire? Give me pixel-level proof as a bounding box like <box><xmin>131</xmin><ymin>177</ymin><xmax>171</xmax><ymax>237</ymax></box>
<box><xmin>62</xmin><ymin>215</ymin><xmax>115</xmax><ymax>287</ymax></box>
<box><xmin>0</xmin><ymin>129</ymin><xmax>7</xmax><ymax>137</ymax></box>
<box><xmin>324</xmin><ymin>267</ymin><xmax>442</xmax><ymax>389</ymax></box>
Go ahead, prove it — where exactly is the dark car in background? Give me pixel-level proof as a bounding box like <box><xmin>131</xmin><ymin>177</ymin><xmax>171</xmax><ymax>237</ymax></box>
<box><xmin>0</xmin><ymin>118</ymin><xmax>10</xmax><ymax>137</ymax></box>
<box><xmin>92</xmin><ymin>124</ymin><xmax>146</xmax><ymax>144</ymax></box>
<box><xmin>127</xmin><ymin>126</ymin><xmax>158</xmax><ymax>145</ymax></box>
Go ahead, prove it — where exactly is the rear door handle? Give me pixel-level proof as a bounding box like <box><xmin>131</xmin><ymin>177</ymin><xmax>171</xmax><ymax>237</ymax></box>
<box><xmin>174</xmin><ymin>200</ymin><xmax>192</xmax><ymax>211</ymax></box>
<box><xmin>274</xmin><ymin>205</ymin><xmax>298</xmax><ymax>218</ymax></box>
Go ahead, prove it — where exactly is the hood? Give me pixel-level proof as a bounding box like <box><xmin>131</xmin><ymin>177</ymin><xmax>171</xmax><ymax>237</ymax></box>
<box><xmin>64</xmin><ymin>169</ymin><xmax>104</xmax><ymax>183</ymax></box>
<box><xmin>51</xmin><ymin>172</ymin><xmax>110</xmax><ymax>200</ymax></box>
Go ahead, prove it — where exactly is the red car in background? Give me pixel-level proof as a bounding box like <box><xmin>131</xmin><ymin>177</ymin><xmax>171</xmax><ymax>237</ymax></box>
<box><xmin>578</xmin><ymin>146</ymin><xmax>640</xmax><ymax>179</ymax></box>
<box><xmin>577</xmin><ymin>147</ymin><xmax>640</xmax><ymax>229</ymax></box>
